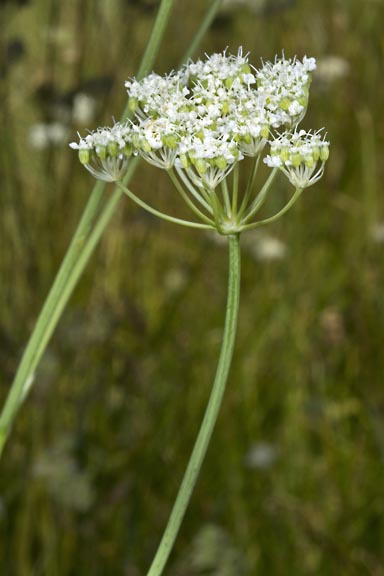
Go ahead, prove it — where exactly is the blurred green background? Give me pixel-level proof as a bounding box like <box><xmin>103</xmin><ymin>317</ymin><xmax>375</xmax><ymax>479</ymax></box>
<box><xmin>1</xmin><ymin>0</ymin><xmax>384</xmax><ymax>574</ymax></box>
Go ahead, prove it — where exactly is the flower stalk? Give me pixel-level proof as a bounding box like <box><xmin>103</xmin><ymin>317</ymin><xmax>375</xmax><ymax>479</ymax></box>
<box><xmin>147</xmin><ymin>234</ymin><xmax>241</xmax><ymax>576</ymax></box>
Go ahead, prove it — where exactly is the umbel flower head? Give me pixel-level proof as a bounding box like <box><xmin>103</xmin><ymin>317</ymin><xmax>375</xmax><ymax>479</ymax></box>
<box><xmin>70</xmin><ymin>49</ymin><xmax>329</xmax><ymax>234</ymax></box>
<box><xmin>69</xmin><ymin>122</ymin><xmax>133</xmax><ymax>182</ymax></box>
<box><xmin>264</xmin><ymin>129</ymin><xmax>329</xmax><ymax>189</ymax></box>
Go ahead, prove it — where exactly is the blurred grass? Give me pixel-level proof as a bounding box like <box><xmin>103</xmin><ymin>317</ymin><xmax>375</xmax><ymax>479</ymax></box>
<box><xmin>1</xmin><ymin>0</ymin><xmax>384</xmax><ymax>574</ymax></box>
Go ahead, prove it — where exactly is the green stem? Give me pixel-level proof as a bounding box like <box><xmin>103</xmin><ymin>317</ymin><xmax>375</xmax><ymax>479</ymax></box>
<box><xmin>147</xmin><ymin>234</ymin><xmax>241</xmax><ymax>576</ymax></box>
<box><xmin>117</xmin><ymin>182</ymin><xmax>213</xmax><ymax>230</ymax></box>
<box><xmin>240</xmin><ymin>187</ymin><xmax>303</xmax><ymax>231</ymax></box>
<box><xmin>231</xmin><ymin>162</ymin><xmax>239</xmax><ymax>216</ymax></box>
<box><xmin>210</xmin><ymin>189</ymin><xmax>225</xmax><ymax>232</ymax></box>
<box><xmin>168</xmin><ymin>170</ymin><xmax>215</xmax><ymax>225</ymax></box>
<box><xmin>175</xmin><ymin>167</ymin><xmax>213</xmax><ymax>210</ymax></box>
<box><xmin>221</xmin><ymin>177</ymin><xmax>232</xmax><ymax>217</ymax></box>
<box><xmin>180</xmin><ymin>0</ymin><xmax>223</xmax><ymax>64</ymax></box>
<box><xmin>242</xmin><ymin>167</ymin><xmax>278</xmax><ymax>223</ymax></box>
<box><xmin>237</xmin><ymin>155</ymin><xmax>260</xmax><ymax>220</ymax></box>
<box><xmin>0</xmin><ymin>0</ymin><xmax>177</xmax><ymax>457</ymax></box>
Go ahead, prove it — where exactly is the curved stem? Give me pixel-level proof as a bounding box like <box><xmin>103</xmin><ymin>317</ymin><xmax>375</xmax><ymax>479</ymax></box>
<box><xmin>242</xmin><ymin>167</ymin><xmax>278</xmax><ymax>223</ymax></box>
<box><xmin>240</xmin><ymin>187</ymin><xmax>303</xmax><ymax>231</ymax></box>
<box><xmin>168</xmin><ymin>170</ymin><xmax>215</xmax><ymax>225</ymax></box>
<box><xmin>175</xmin><ymin>167</ymin><xmax>213</xmax><ymax>213</ymax></box>
<box><xmin>117</xmin><ymin>183</ymin><xmax>213</xmax><ymax>230</ymax></box>
<box><xmin>147</xmin><ymin>234</ymin><xmax>241</xmax><ymax>576</ymax></box>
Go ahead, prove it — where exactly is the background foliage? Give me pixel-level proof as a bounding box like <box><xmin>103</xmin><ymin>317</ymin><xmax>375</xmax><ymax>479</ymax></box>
<box><xmin>1</xmin><ymin>0</ymin><xmax>384</xmax><ymax>574</ymax></box>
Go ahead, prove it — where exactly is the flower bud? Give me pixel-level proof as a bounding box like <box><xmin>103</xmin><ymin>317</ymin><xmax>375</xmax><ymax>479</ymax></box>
<box><xmin>108</xmin><ymin>141</ymin><xmax>119</xmax><ymax>157</ymax></box>
<box><xmin>128</xmin><ymin>97</ymin><xmax>138</xmax><ymax>113</ymax></box>
<box><xmin>196</xmin><ymin>159</ymin><xmax>207</xmax><ymax>175</ymax></box>
<box><xmin>215</xmin><ymin>156</ymin><xmax>227</xmax><ymax>170</ymax></box>
<box><xmin>162</xmin><ymin>134</ymin><xmax>178</xmax><ymax>149</ymax></box>
<box><xmin>320</xmin><ymin>145</ymin><xmax>329</xmax><ymax>161</ymax></box>
<box><xmin>96</xmin><ymin>146</ymin><xmax>107</xmax><ymax>160</ymax></box>
<box><xmin>180</xmin><ymin>153</ymin><xmax>190</xmax><ymax>169</ymax></box>
<box><xmin>261</xmin><ymin>125</ymin><xmax>270</xmax><ymax>139</ymax></box>
<box><xmin>79</xmin><ymin>149</ymin><xmax>90</xmax><ymax>165</ymax></box>
<box><xmin>141</xmin><ymin>139</ymin><xmax>152</xmax><ymax>153</ymax></box>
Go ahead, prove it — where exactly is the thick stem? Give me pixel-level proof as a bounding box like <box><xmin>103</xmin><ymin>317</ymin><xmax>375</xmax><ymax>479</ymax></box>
<box><xmin>147</xmin><ymin>234</ymin><xmax>241</xmax><ymax>576</ymax></box>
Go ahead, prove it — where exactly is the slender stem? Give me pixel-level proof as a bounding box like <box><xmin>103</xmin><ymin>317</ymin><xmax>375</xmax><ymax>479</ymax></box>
<box><xmin>175</xmin><ymin>167</ymin><xmax>213</xmax><ymax>212</ymax></box>
<box><xmin>0</xmin><ymin>0</ymin><xmax>177</xmax><ymax>457</ymax></box>
<box><xmin>147</xmin><ymin>234</ymin><xmax>241</xmax><ymax>576</ymax></box>
<box><xmin>237</xmin><ymin>155</ymin><xmax>260</xmax><ymax>220</ymax></box>
<box><xmin>240</xmin><ymin>187</ymin><xmax>302</xmax><ymax>231</ymax></box>
<box><xmin>231</xmin><ymin>162</ymin><xmax>239</xmax><ymax>216</ymax></box>
<box><xmin>210</xmin><ymin>189</ymin><xmax>225</xmax><ymax>232</ymax></box>
<box><xmin>242</xmin><ymin>167</ymin><xmax>278</xmax><ymax>223</ymax></box>
<box><xmin>117</xmin><ymin>183</ymin><xmax>213</xmax><ymax>230</ymax></box>
<box><xmin>168</xmin><ymin>169</ymin><xmax>215</xmax><ymax>225</ymax></box>
<box><xmin>221</xmin><ymin>177</ymin><xmax>232</xmax><ymax>217</ymax></box>
<box><xmin>180</xmin><ymin>0</ymin><xmax>223</xmax><ymax>64</ymax></box>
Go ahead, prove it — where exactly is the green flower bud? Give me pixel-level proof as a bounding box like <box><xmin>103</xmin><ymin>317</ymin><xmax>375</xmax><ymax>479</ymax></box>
<box><xmin>132</xmin><ymin>134</ymin><xmax>140</xmax><ymax>148</ymax></box>
<box><xmin>222</xmin><ymin>101</ymin><xmax>230</xmax><ymax>115</ymax></box>
<box><xmin>225</xmin><ymin>77</ymin><xmax>234</xmax><ymax>89</ymax></box>
<box><xmin>108</xmin><ymin>141</ymin><xmax>119</xmax><ymax>157</ymax></box>
<box><xmin>298</xmin><ymin>95</ymin><xmax>308</xmax><ymax>107</ymax></box>
<box><xmin>280</xmin><ymin>147</ymin><xmax>290</xmax><ymax>162</ymax></box>
<box><xmin>305</xmin><ymin>155</ymin><xmax>315</xmax><ymax>168</ymax></box>
<box><xmin>79</xmin><ymin>149</ymin><xmax>90</xmax><ymax>165</ymax></box>
<box><xmin>196</xmin><ymin>159</ymin><xmax>207</xmax><ymax>175</ymax></box>
<box><xmin>280</xmin><ymin>97</ymin><xmax>291</xmax><ymax>111</ymax></box>
<box><xmin>260</xmin><ymin>124</ymin><xmax>270</xmax><ymax>139</ymax></box>
<box><xmin>123</xmin><ymin>143</ymin><xmax>133</xmax><ymax>157</ymax></box>
<box><xmin>312</xmin><ymin>146</ymin><xmax>320</xmax><ymax>162</ymax></box>
<box><xmin>320</xmin><ymin>145</ymin><xmax>329</xmax><ymax>162</ymax></box>
<box><xmin>291</xmin><ymin>153</ymin><xmax>302</xmax><ymax>168</ymax></box>
<box><xmin>215</xmin><ymin>156</ymin><xmax>227</xmax><ymax>170</ymax></box>
<box><xmin>163</xmin><ymin>134</ymin><xmax>178</xmax><ymax>149</ymax></box>
<box><xmin>128</xmin><ymin>97</ymin><xmax>138</xmax><ymax>113</ymax></box>
<box><xmin>141</xmin><ymin>139</ymin><xmax>152</xmax><ymax>153</ymax></box>
<box><xmin>241</xmin><ymin>63</ymin><xmax>251</xmax><ymax>75</ymax></box>
<box><xmin>96</xmin><ymin>146</ymin><xmax>107</xmax><ymax>160</ymax></box>
<box><xmin>180</xmin><ymin>153</ymin><xmax>190</xmax><ymax>169</ymax></box>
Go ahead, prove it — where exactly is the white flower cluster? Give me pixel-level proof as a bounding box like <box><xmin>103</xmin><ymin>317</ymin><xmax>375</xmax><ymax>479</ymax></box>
<box><xmin>256</xmin><ymin>55</ymin><xmax>316</xmax><ymax>127</ymax></box>
<box><xmin>69</xmin><ymin>123</ymin><xmax>133</xmax><ymax>182</ymax></box>
<box><xmin>264</xmin><ymin>129</ymin><xmax>329</xmax><ymax>188</ymax></box>
<box><xmin>70</xmin><ymin>49</ymin><xmax>324</xmax><ymax>191</ymax></box>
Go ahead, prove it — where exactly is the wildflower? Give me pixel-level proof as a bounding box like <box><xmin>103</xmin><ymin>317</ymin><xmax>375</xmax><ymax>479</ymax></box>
<box><xmin>256</xmin><ymin>54</ymin><xmax>316</xmax><ymax>126</ymax></box>
<box><xmin>264</xmin><ymin>129</ymin><xmax>329</xmax><ymax>189</ymax></box>
<box><xmin>69</xmin><ymin>121</ymin><xmax>133</xmax><ymax>182</ymax></box>
<box><xmin>70</xmin><ymin>49</ymin><xmax>328</xmax><ymax>233</ymax></box>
